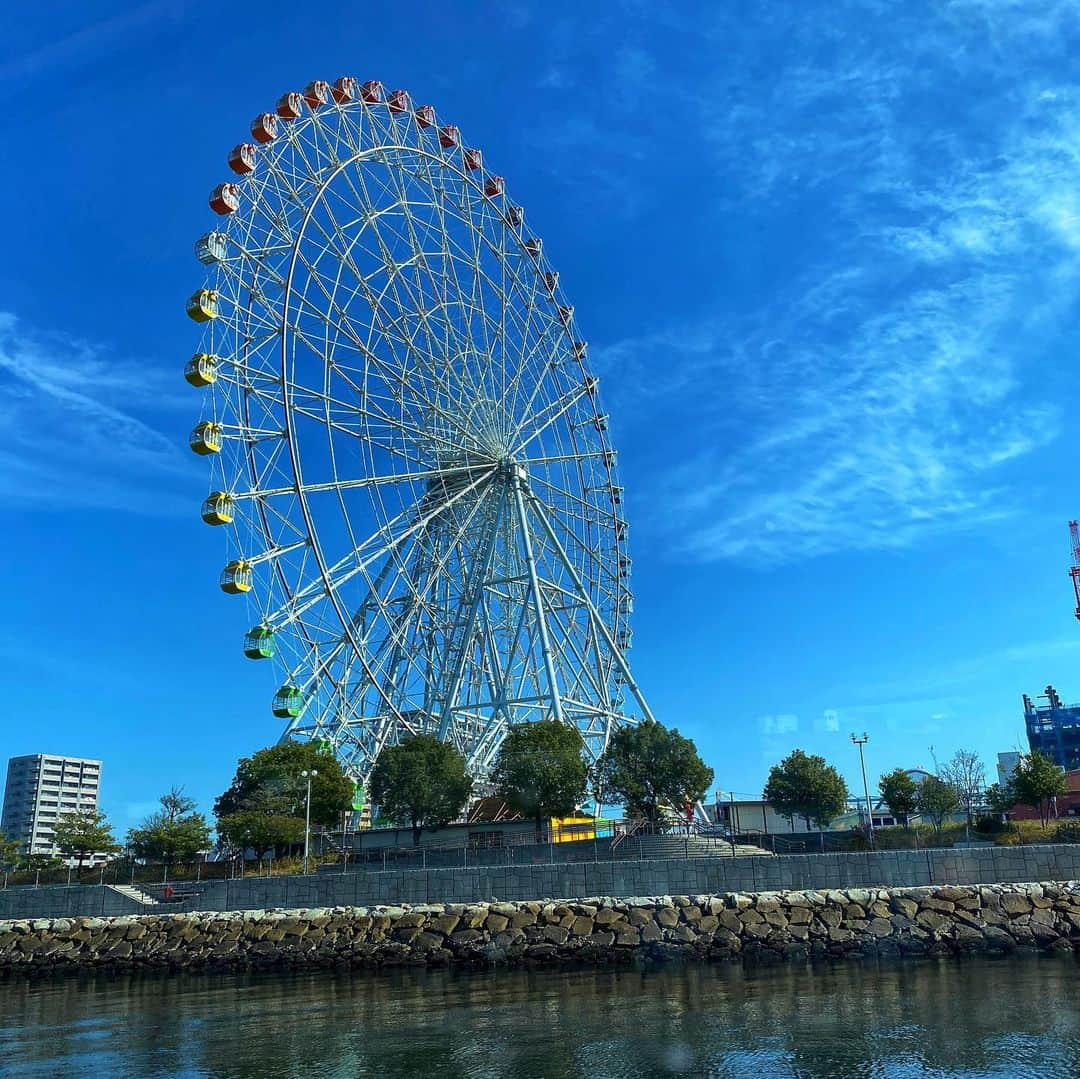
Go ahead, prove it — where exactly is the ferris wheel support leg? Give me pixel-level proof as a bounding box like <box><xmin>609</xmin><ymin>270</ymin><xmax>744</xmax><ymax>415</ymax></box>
<box><xmin>526</xmin><ymin>491</ymin><xmax>656</xmax><ymax>727</ymax></box>
<box><xmin>511</xmin><ymin>475</ymin><xmax>567</xmax><ymax>727</ymax></box>
<box><xmin>436</xmin><ymin>489</ymin><xmax>507</xmax><ymax>744</ymax></box>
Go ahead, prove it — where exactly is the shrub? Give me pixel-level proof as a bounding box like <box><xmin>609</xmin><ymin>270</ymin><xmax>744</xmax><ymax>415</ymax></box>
<box><xmin>975</xmin><ymin>815</ymin><xmax>1006</xmax><ymax>835</ymax></box>
<box><xmin>1053</xmin><ymin>821</ymin><xmax>1080</xmax><ymax>844</ymax></box>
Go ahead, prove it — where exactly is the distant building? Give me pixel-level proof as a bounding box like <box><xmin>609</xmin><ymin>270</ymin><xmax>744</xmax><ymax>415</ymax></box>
<box><xmin>1009</xmin><ymin>768</ymin><xmax>1080</xmax><ymax>822</ymax></box>
<box><xmin>0</xmin><ymin>754</ymin><xmax>103</xmax><ymax>862</ymax></box>
<box><xmin>997</xmin><ymin>751</ymin><xmax>1022</xmax><ymax>786</ymax></box>
<box><xmin>712</xmin><ymin>768</ymin><xmax>936</xmax><ymax>835</ymax></box>
<box><xmin>1022</xmin><ymin>687</ymin><xmax>1080</xmax><ymax>770</ymax></box>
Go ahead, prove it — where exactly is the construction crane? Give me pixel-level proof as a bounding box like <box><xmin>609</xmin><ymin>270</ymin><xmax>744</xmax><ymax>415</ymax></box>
<box><xmin>1069</xmin><ymin>521</ymin><xmax>1080</xmax><ymax>621</ymax></box>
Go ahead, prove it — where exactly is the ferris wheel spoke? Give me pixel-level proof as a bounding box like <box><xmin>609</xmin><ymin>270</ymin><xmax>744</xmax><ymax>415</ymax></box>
<box><xmin>510</xmin><ymin>382</ymin><xmax>593</xmax><ymax>456</ymax></box>
<box><xmin>228</xmin><ymin>462</ymin><xmax>484</xmax><ymax>502</ymax></box>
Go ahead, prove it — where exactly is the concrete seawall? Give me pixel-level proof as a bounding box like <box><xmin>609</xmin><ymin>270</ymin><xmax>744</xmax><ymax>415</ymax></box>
<box><xmin>2</xmin><ymin>882</ymin><xmax>1078</xmax><ymax>976</ymax></box>
<box><xmin>5</xmin><ymin>844</ymin><xmax>1080</xmax><ymax>920</ymax></box>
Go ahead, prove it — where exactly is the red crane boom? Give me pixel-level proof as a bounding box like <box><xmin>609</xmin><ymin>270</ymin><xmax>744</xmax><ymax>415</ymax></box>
<box><xmin>1069</xmin><ymin>520</ymin><xmax>1080</xmax><ymax>621</ymax></box>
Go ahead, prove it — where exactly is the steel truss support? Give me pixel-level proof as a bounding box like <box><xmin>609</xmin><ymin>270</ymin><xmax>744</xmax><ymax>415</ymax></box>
<box><xmin>510</xmin><ymin>470</ymin><xmax>567</xmax><ymax>727</ymax></box>
<box><xmin>525</xmin><ymin>488</ymin><xmax>656</xmax><ymax>726</ymax></box>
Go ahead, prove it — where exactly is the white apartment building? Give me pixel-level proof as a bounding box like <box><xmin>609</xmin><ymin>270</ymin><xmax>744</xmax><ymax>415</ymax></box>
<box><xmin>1</xmin><ymin>754</ymin><xmax>103</xmax><ymax>862</ymax></box>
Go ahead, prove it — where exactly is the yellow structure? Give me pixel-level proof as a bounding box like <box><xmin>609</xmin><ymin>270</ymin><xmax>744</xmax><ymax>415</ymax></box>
<box><xmin>184</xmin><ymin>353</ymin><xmax>219</xmax><ymax>387</ymax></box>
<box><xmin>189</xmin><ymin>422</ymin><xmax>223</xmax><ymax>455</ymax></box>
<box><xmin>550</xmin><ymin>816</ymin><xmax>612</xmax><ymax>844</ymax></box>
<box><xmin>186</xmin><ymin>289</ymin><xmax>219</xmax><ymax>322</ymax></box>
<box><xmin>220</xmin><ymin>559</ymin><xmax>253</xmax><ymax>594</ymax></box>
<box><xmin>201</xmin><ymin>492</ymin><xmax>234</xmax><ymax>526</ymax></box>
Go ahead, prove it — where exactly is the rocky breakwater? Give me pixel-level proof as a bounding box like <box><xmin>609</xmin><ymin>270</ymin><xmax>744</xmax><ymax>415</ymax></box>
<box><xmin>2</xmin><ymin>882</ymin><xmax>1078</xmax><ymax>975</ymax></box>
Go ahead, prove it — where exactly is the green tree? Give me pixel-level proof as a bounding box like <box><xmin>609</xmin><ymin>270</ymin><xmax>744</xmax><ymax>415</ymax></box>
<box><xmin>937</xmin><ymin>749</ymin><xmax>987</xmax><ymax>826</ymax></box>
<box><xmin>492</xmin><ymin>720</ymin><xmax>588</xmax><ymax>841</ymax></box>
<box><xmin>985</xmin><ymin>781</ymin><xmax>1018</xmax><ymax>819</ymax></box>
<box><xmin>917</xmin><ymin>775</ymin><xmax>960</xmax><ymax>834</ymax></box>
<box><xmin>369</xmin><ymin>735</ymin><xmax>473</xmax><ymax>846</ymax></box>
<box><xmin>878</xmin><ymin>768</ymin><xmax>918</xmax><ymax>828</ymax></box>
<box><xmin>1012</xmin><ymin>751</ymin><xmax>1067</xmax><ymax>827</ymax></box>
<box><xmin>0</xmin><ymin>830</ymin><xmax>18</xmax><ymax>868</ymax></box>
<box><xmin>214</xmin><ymin>740</ymin><xmax>353</xmax><ymax>839</ymax></box>
<box><xmin>763</xmin><ymin>749</ymin><xmax>849</xmax><ymax>831</ymax></box>
<box><xmin>217</xmin><ymin>787</ymin><xmax>305</xmax><ymax>859</ymax></box>
<box><xmin>127</xmin><ymin>788</ymin><xmax>213</xmax><ymax>867</ymax></box>
<box><xmin>597</xmin><ymin>719</ymin><xmax>714</xmax><ymax>828</ymax></box>
<box><xmin>52</xmin><ymin>808</ymin><xmax>117</xmax><ymax>871</ymax></box>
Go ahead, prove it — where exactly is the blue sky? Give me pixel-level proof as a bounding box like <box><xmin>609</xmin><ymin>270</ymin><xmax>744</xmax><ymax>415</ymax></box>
<box><xmin>3</xmin><ymin>0</ymin><xmax>1080</xmax><ymax>829</ymax></box>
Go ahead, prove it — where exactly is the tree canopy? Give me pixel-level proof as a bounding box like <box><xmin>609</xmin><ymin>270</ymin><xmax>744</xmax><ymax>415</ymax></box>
<box><xmin>214</xmin><ymin>740</ymin><xmax>354</xmax><ymax>856</ymax></box>
<box><xmin>369</xmin><ymin>735</ymin><xmax>473</xmax><ymax>846</ymax></box>
<box><xmin>52</xmin><ymin>808</ymin><xmax>117</xmax><ymax>870</ymax></box>
<box><xmin>127</xmin><ymin>788</ymin><xmax>212</xmax><ymax>865</ymax></box>
<box><xmin>985</xmin><ymin>781</ymin><xmax>1018</xmax><ymax>818</ymax></box>
<box><xmin>597</xmin><ymin>719</ymin><xmax>713</xmax><ymax>827</ymax></box>
<box><xmin>763</xmin><ymin>749</ymin><xmax>849</xmax><ymax>831</ymax></box>
<box><xmin>916</xmin><ymin>775</ymin><xmax>960</xmax><ymax>833</ymax></box>
<box><xmin>1012</xmin><ymin>751</ymin><xmax>1067</xmax><ymax>826</ymax></box>
<box><xmin>491</xmin><ymin>720</ymin><xmax>588</xmax><ymax>839</ymax></box>
<box><xmin>937</xmin><ymin>750</ymin><xmax>987</xmax><ymax>825</ymax></box>
<box><xmin>878</xmin><ymin>768</ymin><xmax>918</xmax><ymax>827</ymax></box>
<box><xmin>217</xmin><ymin>787</ymin><xmax>305</xmax><ymax>859</ymax></box>
<box><xmin>0</xmin><ymin>830</ymin><xmax>18</xmax><ymax>868</ymax></box>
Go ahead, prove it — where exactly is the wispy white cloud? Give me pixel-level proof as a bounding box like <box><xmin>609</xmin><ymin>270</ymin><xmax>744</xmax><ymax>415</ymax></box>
<box><xmin>594</xmin><ymin>15</ymin><xmax>1080</xmax><ymax>563</ymax></box>
<box><xmin>0</xmin><ymin>312</ymin><xmax>193</xmax><ymax>514</ymax></box>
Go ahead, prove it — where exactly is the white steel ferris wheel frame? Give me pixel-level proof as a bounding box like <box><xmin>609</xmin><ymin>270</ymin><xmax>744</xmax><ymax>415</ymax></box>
<box><xmin>189</xmin><ymin>79</ymin><xmax>653</xmax><ymax>786</ymax></box>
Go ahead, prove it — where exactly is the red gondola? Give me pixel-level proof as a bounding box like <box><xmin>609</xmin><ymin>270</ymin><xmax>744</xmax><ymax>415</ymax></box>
<box><xmin>276</xmin><ymin>92</ymin><xmax>304</xmax><ymax>120</ymax></box>
<box><xmin>415</xmin><ymin>104</ymin><xmax>435</xmax><ymax>129</ymax></box>
<box><xmin>485</xmin><ymin>175</ymin><xmax>505</xmax><ymax>197</ymax></box>
<box><xmin>250</xmin><ymin>113</ymin><xmax>279</xmax><ymax>143</ymax></box>
<box><xmin>331</xmin><ymin>76</ymin><xmax>357</xmax><ymax>103</ymax></box>
<box><xmin>228</xmin><ymin>143</ymin><xmax>257</xmax><ymax>175</ymax></box>
<box><xmin>304</xmin><ymin>80</ymin><xmax>330</xmax><ymax>108</ymax></box>
<box><xmin>388</xmin><ymin>89</ymin><xmax>410</xmax><ymax>113</ymax></box>
<box><xmin>439</xmin><ymin>125</ymin><xmax>460</xmax><ymax>148</ymax></box>
<box><xmin>463</xmin><ymin>147</ymin><xmax>482</xmax><ymax>171</ymax></box>
<box><xmin>361</xmin><ymin>80</ymin><xmax>383</xmax><ymax>103</ymax></box>
<box><xmin>505</xmin><ymin>205</ymin><xmax>524</xmax><ymax>227</ymax></box>
<box><xmin>209</xmin><ymin>183</ymin><xmax>240</xmax><ymax>215</ymax></box>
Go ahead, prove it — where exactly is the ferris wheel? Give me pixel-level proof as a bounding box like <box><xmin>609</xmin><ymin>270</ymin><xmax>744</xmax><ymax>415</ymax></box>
<box><xmin>185</xmin><ymin>77</ymin><xmax>654</xmax><ymax>785</ymax></box>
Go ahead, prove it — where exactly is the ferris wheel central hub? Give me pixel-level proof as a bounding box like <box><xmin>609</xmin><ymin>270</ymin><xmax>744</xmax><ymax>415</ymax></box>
<box><xmin>498</xmin><ymin>459</ymin><xmax>528</xmax><ymax>486</ymax></box>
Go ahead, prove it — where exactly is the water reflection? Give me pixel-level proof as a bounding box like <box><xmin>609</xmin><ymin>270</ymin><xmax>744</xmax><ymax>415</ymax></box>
<box><xmin>1</xmin><ymin>955</ymin><xmax>1077</xmax><ymax>1077</ymax></box>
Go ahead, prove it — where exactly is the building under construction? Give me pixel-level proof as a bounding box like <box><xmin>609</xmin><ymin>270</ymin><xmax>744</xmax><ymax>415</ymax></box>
<box><xmin>1023</xmin><ymin>686</ymin><xmax>1080</xmax><ymax>771</ymax></box>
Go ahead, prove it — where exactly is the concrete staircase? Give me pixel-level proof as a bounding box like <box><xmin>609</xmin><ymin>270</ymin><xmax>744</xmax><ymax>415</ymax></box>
<box><xmin>107</xmin><ymin>884</ymin><xmax>159</xmax><ymax>906</ymax></box>
<box><xmin>612</xmin><ymin>833</ymin><xmax>772</xmax><ymax>860</ymax></box>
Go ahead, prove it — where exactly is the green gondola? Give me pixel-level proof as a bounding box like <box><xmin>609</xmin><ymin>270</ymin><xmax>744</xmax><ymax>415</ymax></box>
<box><xmin>244</xmin><ymin>626</ymin><xmax>275</xmax><ymax>660</ymax></box>
<box><xmin>272</xmin><ymin>684</ymin><xmax>305</xmax><ymax>719</ymax></box>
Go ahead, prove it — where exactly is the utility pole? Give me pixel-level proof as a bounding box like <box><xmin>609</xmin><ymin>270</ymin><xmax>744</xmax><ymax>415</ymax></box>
<box><xmin>851</xmin><ymin>733</ymin><xmax>875</xmax><ymax>847</ymax></box>
<box><xmin>301</xmin><ymin>769</ymin><xmax>318</xmax><ymax>875</ymax></box>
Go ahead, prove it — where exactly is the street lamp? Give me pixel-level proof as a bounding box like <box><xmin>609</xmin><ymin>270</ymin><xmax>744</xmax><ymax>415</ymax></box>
<box><xmin>851</xmin><ymin>733</ymin><xmax>874</xmax><ymax>847</ymax></box>
<box><xmin>301</xmin><ymin>769</ymin><xmax>318</xmax><ymax>875</ymax></box>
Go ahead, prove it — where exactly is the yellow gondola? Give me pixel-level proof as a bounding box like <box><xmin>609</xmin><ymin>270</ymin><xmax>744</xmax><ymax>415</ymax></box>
<box><xmin>201</xmin><ymin>492</ymin><xmax>234</xmax><ymax>526</ymax></box>
<box><xmin>186</xmin><ymin>289</ymin><xmax>219</xmax><ymax>323</ymax></box>
<box><xmin>220</xmin><ymin>560</ymin><xmax>253</xmax><ymax>594</ymax></box>
<box><xmin>184</xmin><ymin>353</ymin><xmax>219</xmax><ymax>387</ymax></box>
<box><xmin>189</xmin><ymin>421</ymin><xmax>223</xmax><ymax>455</ymax></box>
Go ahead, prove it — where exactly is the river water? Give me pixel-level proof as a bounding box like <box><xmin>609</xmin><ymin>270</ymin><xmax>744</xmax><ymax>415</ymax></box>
<box><xmin>1</xmin><ymin>955</ymin><xmax>1077</xmax><ymax>1077</ymax></box>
